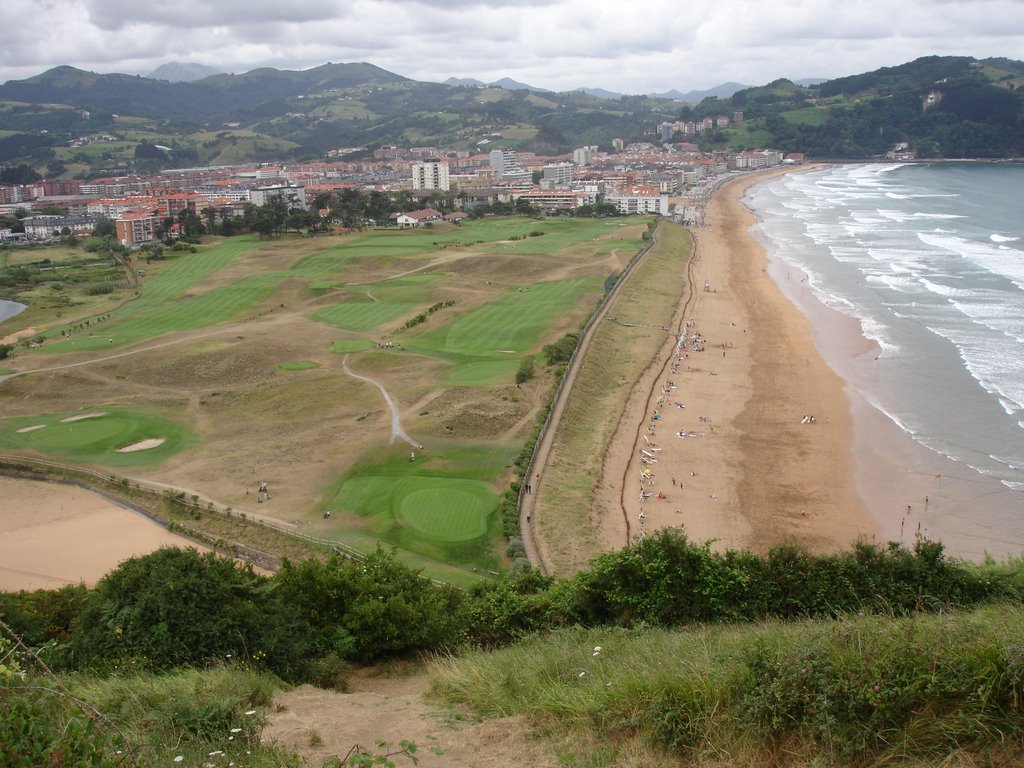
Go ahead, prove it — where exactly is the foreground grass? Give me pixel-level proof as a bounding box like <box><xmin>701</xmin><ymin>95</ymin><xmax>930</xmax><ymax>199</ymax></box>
<box><xmin>431</xmin><ymin>604</ymin><xmax>1024</xmax><ymax>767</ymax></box>
<box><xmin>4</xmin><ymin>665</ymin><xmax>298</xmax><ymax>768</ymax></box>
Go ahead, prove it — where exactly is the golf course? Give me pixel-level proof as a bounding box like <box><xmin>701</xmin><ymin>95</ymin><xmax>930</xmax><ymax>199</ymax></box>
<box><xmin>0</xmin><ymin>216</ymin><xmax>651</xmax><ymax>584</ymax></box>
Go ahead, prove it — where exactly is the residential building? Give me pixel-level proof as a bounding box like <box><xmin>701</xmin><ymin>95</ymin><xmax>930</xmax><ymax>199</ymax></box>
<box><xmin>411</xmin><ymin>159</ymin><xmax>451</xmax><ymax>191</ymax></box>
<box><xmin>21</xmin><ymin>214</ymin><xmax>101</xmax><ymax>240</ymax></box>
<box><xmin>249</xmin><ymin>185</ymin><xmax>307</xmax><ymax>210</ymax></box>
<box><xmin>488</xmin><ymin>148</ymin><xmax>530</xmax><ymax>184</ymax></box>
<box><xmin>541</xmin><ymin>162</ymin><xmax>574</xmax><ymax>187</ymax></box>
<box><xmin>573</xmin><ymin>146</ymin><xmax>593</xmax><ymax>166</ymax></box>
<box><xmin>605</xmin><ymin>189</ymin><xmax>669</xmax><ymax>215</ymax></box>
<box><xmin>115</xmin><ymin>209</ymin><xmax>158</xmax><ymax>246</ymax></box>
<box><xmin>394</xmin><ymin>208</ymin><xmax>444</xmax><ymax>228</ymax></box>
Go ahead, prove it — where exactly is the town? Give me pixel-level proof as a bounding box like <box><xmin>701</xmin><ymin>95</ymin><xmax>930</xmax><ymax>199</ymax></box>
<box><xmin>0</xmin><ymin>128</ymin><xmax>791</xmax><ymax>245</ymax></box>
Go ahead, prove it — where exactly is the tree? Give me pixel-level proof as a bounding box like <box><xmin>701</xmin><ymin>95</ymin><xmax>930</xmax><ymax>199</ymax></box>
<box><xmin>73</xmin><ymin>548</ymin><xmax>272</xmax><ymax>671</ymax></box>
<box><xmin>92</xmin><ymin>217</ymin><xmax>116</xmax><ymax>240</ymax></box>
<box><xmin>515</xmin><ymin>356</ymin><xmax>535</xmax><ymax>385</ymax></box>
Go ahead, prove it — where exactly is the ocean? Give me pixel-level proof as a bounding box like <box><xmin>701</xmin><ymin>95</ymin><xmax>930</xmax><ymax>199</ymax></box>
<box><xmin>746</xmin><ymin>162</ymin><xmax>1024</xmax><ymax>559</ymax></box>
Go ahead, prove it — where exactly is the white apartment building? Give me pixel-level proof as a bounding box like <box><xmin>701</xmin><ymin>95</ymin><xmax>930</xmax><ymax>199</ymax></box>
<box><xmin>541</xmin><ymin>162</ymin><xmax>574</xmax><ymax>187</ymax></box>
<box><xmin>605</xmin><ymin>192</ymin><xmax>670</xmax><ymax>216</ymax></box>
<box><xmin>249</xmin><ymin>185</ymin><xmax>307</xmax><ymax>210</ymax></box>
<box><xmin>411</xmin><ymin>159</ymin><xmax>451</xmax><ymax>191</ymax></box>
<box><xmin>573</xmin><ymin>146</ymin><xmax>594</xmax><ymax>166</ymax></box>
<box><xmin>488</xmin><ymin>148</ymin><xmax>530</xmax><ymax>183</ymax></box>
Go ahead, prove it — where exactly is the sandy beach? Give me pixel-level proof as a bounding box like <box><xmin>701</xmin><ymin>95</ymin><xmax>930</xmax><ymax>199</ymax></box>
<box><xmin>599</xmin><ymin>169</ymin><xmax>880</xmax><ymax>555</ymax></box>
<box><xmin>0</xmin><ymin>476</ymin><xmax>209</xmax><ymax>591</ymax></box>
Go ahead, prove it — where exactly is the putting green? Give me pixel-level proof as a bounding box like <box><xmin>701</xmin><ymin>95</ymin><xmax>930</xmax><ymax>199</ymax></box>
<box><xmin>0</xmin><ymin>406</ymin><xmax>195</xmax><ymax>466</ymax></box>
<box><xmin>397</xmin><ymin>485</ymin><xmax>490</xmax><ymax>542</ymax></box>
<box><xmin>327</xmin><ymin>472</ymin><xmax>496</xmax><ymax>546</ymax></box>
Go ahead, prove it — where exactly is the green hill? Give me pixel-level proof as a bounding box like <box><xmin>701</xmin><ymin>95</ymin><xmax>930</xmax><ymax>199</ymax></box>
<box><xmin>0</xmin><ymin>55</ymin><xmax>1022</xmax><ymax>174</ymax></box>
<box><xmin>707</xmin><ymin>56</ymin><xmax>1024</xmax><ymax>158</ymax></box>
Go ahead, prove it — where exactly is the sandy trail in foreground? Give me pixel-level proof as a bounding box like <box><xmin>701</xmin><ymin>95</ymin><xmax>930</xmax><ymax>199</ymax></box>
<box><xmin>0</xmin><ymin>476</ymin><xmax>208</xmax><ymax>591</ymax></box>
<box><xmin>594</xmin><ymin>170</ymin><xmax>879</xmax><ymax>557</ymax></box>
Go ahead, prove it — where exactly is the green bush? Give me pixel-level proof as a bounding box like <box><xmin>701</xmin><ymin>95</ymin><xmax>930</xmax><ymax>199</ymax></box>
<box><xmin>72</xmin><ymin>548</ymin><xmax>282</xmax><ymax>672</ymax></box>
<box><xmin>542</xmin><ymin>332</ymin><xmax>578</xmax><ymax>366</ymax></box>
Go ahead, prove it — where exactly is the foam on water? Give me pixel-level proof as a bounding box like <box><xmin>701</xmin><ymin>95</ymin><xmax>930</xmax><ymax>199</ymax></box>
<box><xmin>750</xmin><ymin>162</ymin><xmax>1024</xmax><ymax>504</ymax></box>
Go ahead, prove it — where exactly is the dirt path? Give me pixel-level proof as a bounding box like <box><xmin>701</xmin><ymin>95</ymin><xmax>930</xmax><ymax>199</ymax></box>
<box><xmin>342</xmin><ymin>354</ymin><xmax>419</xmax><ymax>448</ymax></box>
<box><xmin>262</xmin><ymin>670</ymin><xmax>559</xmax><ymax>768</ymax></box>
<box><xmin>519</xmin><ymin>229</ymin><xmax>658</xmax><ymax>574</ymax></box>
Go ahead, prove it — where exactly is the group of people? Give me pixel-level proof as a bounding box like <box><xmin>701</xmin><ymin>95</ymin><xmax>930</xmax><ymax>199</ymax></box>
<box><xmin>800</xmin><ymin>414</ymin><xmax>817</xmax><ymax>424</ymax></box>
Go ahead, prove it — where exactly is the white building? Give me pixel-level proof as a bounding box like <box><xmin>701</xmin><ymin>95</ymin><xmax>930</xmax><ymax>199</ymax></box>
<box><xmin>249</xmin><ymin>185</ymin><xmax>307</xmax><ymax>210</ymax></box>
<box><xmin>605</xmin><ymin>192</ymin><xmax>670</xmax><ymax>216</ymax></box>
<box><xmin>411</xmin><ymin>159</ymin><xmax>451</xmax><ymax>191</ymax></box>
<box><xmin>488</xmin><ymin>148</ymin><xmax>530</xmax><ymax>183</ymax></box>
<box><xmin>573</xmin><ymin>146</ymin><xmax>594</xmax><ymax>166</ymax></box>
<box><xmin>541</xmin><ymin>162</ymin><xmax>574</xmax><ymax>187</ymax></box>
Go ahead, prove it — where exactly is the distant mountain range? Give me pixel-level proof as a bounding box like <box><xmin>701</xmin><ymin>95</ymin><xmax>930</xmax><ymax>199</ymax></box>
<box><xmin>0</xmin><ymin>56</ymin><xmax>1020</xmax><ymax>173</ymax></box>
<box><xmin>146</xmin><ymin>62</ymin><xmax>225</xmax><ymax>83</ymax></box>
<box><xmin>452</xmin><ymin>79</ymin><xmax>826</xmax><ymax>103</ymax></box>
<box><xmin>444</xmin><ymin>76</ymin><xmax>551</xmax><ymax>92</ymax></box>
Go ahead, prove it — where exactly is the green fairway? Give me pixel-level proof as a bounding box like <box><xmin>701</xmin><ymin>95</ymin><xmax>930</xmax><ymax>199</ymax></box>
<box><xmin>312</xmin><ymin>275</ymin><xmax>442</xmax><ymax>332</ymax></box>
<box><xmin>313</xmin><ymin>299</ymin><xmax>416</xmax><ymax>331</ymax></box>
<box><xmin>412</xmin><ymin>278</ymin><xmax>597</xmax><ymax>360</ymax></box>
<box><xmin>277</xmin><ymin>360</ymin><xmax>320</xmax><ymax>371</ymax></box>
<box><xmin>445</xmin><ymin>359</ymin><xmax>519</xmax><ymax>386</ymax></box>
<box><xmin>330</xmin><ymin>339</ymin><xmax>374</xmax><ymax>354</ymax></box>
<box><xmin>0</xmin><ymin>406</ymin><xmax>195</xmax><ymax>467</ymax></box>
<box><xmin>318</xmin><ymin>444</ymin><xmax>512</xmax><ymax>575</ymax></box>
<box><xmin>41</xmin><ymin>238</ymin><xmax>266</xmax><ymax>352</ymax></box>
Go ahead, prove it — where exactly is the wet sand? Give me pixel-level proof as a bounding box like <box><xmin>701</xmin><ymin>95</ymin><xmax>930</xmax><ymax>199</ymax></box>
<box><xmin>0</xmin><ymin>476</ymin><xmax>209</xmax><ymax>591</ymax></box>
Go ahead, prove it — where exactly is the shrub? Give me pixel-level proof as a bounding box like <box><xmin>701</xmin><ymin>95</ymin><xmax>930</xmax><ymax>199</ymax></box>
<box><xmin>72</xmin><ymin>548</ymin><xmax>276</xmax><ymax>671</ymax></box>
<box><xmin>515</xmin><ymin>356</ymin><xmax>535</xmax><ymax>384</ymax></box>
<box><xmin>542</xmin><ymin>332</ymin><xmax>578</xmax><ymax>365</ymax></box>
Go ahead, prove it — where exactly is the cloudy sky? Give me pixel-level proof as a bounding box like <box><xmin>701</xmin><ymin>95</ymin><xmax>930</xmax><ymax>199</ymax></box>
<box><xmin>4</xmin><ymin>0</ymin><xmax>1023</xmax><ymax>93</ymax></box>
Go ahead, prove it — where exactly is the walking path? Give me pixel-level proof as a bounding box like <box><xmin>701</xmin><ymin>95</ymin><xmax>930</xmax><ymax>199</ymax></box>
<box><xmin>341</xmin><ymin>354</ymin><xmax>418</xmax><ymax>447</ymax></box>
<box><xmin>518</xmin><ymin>224</ymin><xmax>661</xmax><ymax>574</ymax></box>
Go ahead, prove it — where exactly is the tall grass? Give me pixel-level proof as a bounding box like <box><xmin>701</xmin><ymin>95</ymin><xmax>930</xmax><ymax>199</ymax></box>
<box><xmin>68</xmin><ymin>666</ymin><xmax>295</xmax><ymax>767</ymax></box>
<box><xmin>432</xmin><ymin>605</ymin><xmax>1024</xmax><ymax>766</ymax></box>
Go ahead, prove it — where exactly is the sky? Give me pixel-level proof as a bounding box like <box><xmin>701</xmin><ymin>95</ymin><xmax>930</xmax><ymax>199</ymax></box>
<box><xmin>3</xmin><ymin>0</ymin><xmax>1023</xmax><ymax>94</ymax></box>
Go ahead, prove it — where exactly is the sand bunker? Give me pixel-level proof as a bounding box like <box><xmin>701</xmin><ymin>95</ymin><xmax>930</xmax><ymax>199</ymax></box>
<box><xmin>61</xmin><ymin>411</ymin><xmax>107</xmax><ymax>423</ymax></box>
<box><xmin>0</xmin><ymin>326</ymin><xmax>36</xmax><ymax>345</ymax></box>
<box><xmin>118</xmin><ymin>438</ymin><xmax>166</xmax><ymax>452</ymax></box>
<box><xmin>16</xmin><ymin>424</ymin><xmax>46</xmax><ymax>433</ymax></box>
<box><xmin>0</xmin><ymin>477</ymin><xmax>209</xmax><ymax>591</ymax></box>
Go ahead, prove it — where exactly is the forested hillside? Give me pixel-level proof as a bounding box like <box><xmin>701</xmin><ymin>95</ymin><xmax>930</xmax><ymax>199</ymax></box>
<box><xmin>0</xmin><ymin>55</ymin><xmax>1021</xmax><ymax>176</ymax></box>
